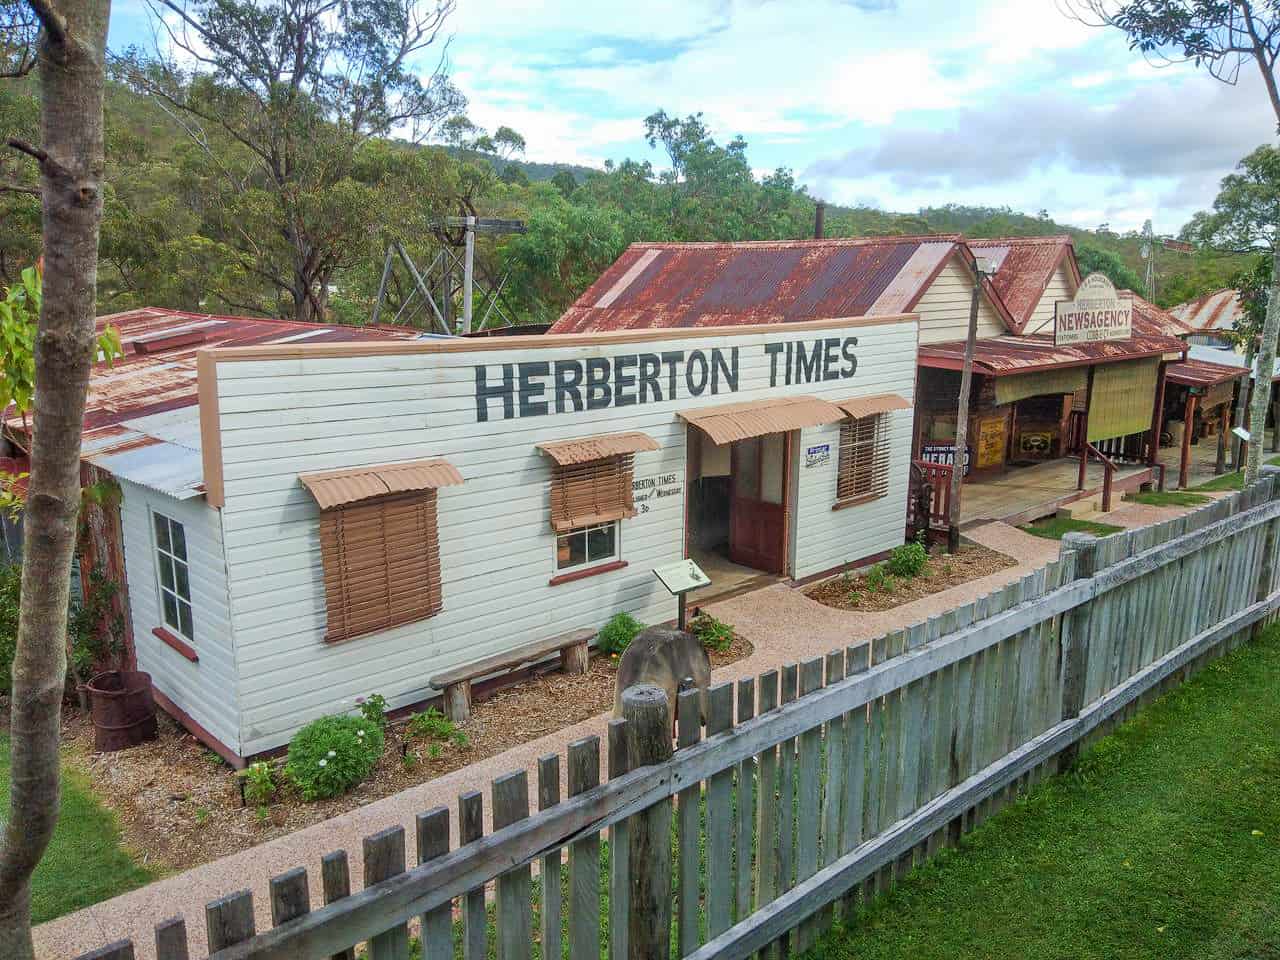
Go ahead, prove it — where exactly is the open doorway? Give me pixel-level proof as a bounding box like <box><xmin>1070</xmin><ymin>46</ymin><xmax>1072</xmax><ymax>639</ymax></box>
<box><xmin>687</xmin><ymin>426</ymin><xmax>792</xmax><ymax>594</ymax></box>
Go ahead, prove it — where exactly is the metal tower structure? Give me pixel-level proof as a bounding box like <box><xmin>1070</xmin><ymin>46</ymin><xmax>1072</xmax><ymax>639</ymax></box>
<box><xmin>1140</xmin><ymin>219</ymin><xmax>1156</xmax><ymax>300</ymax></box>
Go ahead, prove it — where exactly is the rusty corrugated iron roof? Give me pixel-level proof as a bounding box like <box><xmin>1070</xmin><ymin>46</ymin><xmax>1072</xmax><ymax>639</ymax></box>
<box><xmin>0</xmin><ymin>455</ymin><xmax>29</xmax><ymax>496</ymax></box>
<box><xmin>676</xmin><ymin>395</ymin><xmax>846</xmax><ymax>444</ymax></box>
<box><xmin>834</xmin><ymin>394</ymin><xmax>912</xmax><ymax>419</ymax></box>
<box><xmin>1171</xmin><ymin>289</ymin><xmax>1243</xmax><ymax>332</ymax></box>
<box><xmin>918</xmin><ymin>330</ymin><xmax>1186</xmax><ymax>377</ymax></box>
<box><xmin>547</xmin><ymin>237</ymin><xmax>994</xmax><ymax>334</ymax></box>
<box><xmin>1126</xmin><ymin>292</ymin><xmax>1194</xmax><ymax>338</ymax></box>
<box><xmin>535</xmin><ymin>432</ymin><xmax>661</xmax><ymax>466</ymax></box>
<box><xmin>299</xmin><ymin>459</ymin><xmax>465</xmax><ymax>510</ymax></box>
<box><xmin>968</xmin><ymin>236</ymin><xmax>1079</xmax><ymax>335</ymax></box>
<box><xmin>1166</xmin><ymin>356</ymin><xmax>1249</xmax><ymax>388</ymax></box>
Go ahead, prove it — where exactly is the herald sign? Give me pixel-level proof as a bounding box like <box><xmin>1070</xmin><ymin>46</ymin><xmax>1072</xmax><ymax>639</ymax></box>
<box><xmin>1054</xmin><ymin>273</ymin><xmax>1132</xmax><ymax>346</ymax></box>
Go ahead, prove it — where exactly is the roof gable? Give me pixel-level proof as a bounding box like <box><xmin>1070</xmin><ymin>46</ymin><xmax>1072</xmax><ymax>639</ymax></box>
<box><xmin>968</xmin><ymin>236</ymin><xmax>1078</xmax><ymax>335</ymax></box>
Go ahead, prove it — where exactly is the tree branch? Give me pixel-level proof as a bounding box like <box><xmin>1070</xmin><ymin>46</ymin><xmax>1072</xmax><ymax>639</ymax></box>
<box><xmin>24</xmin><ymin>0</ymin><xmax>67</xmax><ymax>47</ymax></box>
<box><xmin>0</xmin><ymin>182</ymin><xmax>40</xmax><ymax>196</ymax></box>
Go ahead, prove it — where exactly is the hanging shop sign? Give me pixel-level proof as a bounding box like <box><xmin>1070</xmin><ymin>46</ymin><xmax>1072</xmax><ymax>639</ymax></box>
<box><xmin>1054</xmin><ymin>272</ymin><xmax>1132</xmax><ymax>346</ymax></box>
<box><xmin>919</xmin><ymin>442</ymin><xmax>972</xmax><ymax>476</ymax></box>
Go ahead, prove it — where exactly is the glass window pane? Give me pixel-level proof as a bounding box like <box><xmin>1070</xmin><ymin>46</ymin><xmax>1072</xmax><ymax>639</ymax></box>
<box><xmin>178</xmin><ymin>601</ymin><xmax>194</xmax><ymax>640</ymax></box>
<box><xmin>162</xmin><ymin>591</ymin><xmax>179</xmax><ymax>630</ymax></box>
<box><xmin>558</xmin><ymin>530</ymin><xmax>587</xmax><ymax>570</ymax></box>
<box><xmin>170</xmin><ymin>522</ymin><xmax>187</xmax><ymax>561</ymax></box>
<box><xmin>174</xmin><ymin>562</ymin><xmax>191</xmax><ymax>602</ymax></box>
<box><xmin>154</xmin><ymin>515</ymin><xmax>170</xmax><ymax>553</ymax></box>
<box><xmin>587</xmin><ymin>523</ymin><xmax>617</xmax><ymax>562</ymax></box>
<box><xmin>159</xmin><ymin>557</ymin><xmax>175</xmax><ymax>591</ymax></box>
<box><xmin>735</xmin><ymin>438</ymin><xmax>761</xmax><ymax>499</ymax></box>
<box><xmin>761</xmin><ymin>433</ymin><xmax>785</xmax><ymax>505</ymax></box>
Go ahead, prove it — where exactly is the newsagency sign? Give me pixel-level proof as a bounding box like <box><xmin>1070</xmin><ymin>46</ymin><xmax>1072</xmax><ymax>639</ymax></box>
<box><xmin>1054</xmin><ymin>272</ymin><xmax>1132</xmax><ymax>346</ymax></box>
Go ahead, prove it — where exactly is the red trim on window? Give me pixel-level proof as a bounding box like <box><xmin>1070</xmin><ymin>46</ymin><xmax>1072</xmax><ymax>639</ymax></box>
<box><xmin>153</xmin><ymin>626</ymin><xmax>198</xmax><ymax>662</ymax></box>
<box><xmin>548</xmin><ymin>559</ymin><xmax>628</xmax><ymax>587</ymax></box>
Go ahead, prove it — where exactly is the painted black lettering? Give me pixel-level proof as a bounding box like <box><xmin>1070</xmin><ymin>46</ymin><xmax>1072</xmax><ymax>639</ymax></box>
<box><xmin>764</xmin><ymin>342</ymin><xmax>784</xmax><ymax>387</ymax></box>
<box><xmin>795</xmin><ymin>339</ymin><xmax>821</xmax><ymax>383</ymax></box>
<box><xmin>841</xmin><ymin>337</ymin><xmax>858</xmax><ymax>377</ymax></box>
<box><xmin>712</xmin><ymin>347</ymin><xmax>739</xmax><ymax>394</ymax></box>
<box><xmin>474</xmin><ymin>363</ymin><xmax>514</xmax><ymax>423</ymax></box>
<box><xmin>615</xmin><ymin>354</ymin><xmax>637</xmax><ymax>407</ymax></box>
<box><xmin>661</xmin><ymin>350</ymin><xmax>685</xmax><ymax>400</ymax></box>
<box><xmin>638</xmin><ymin>353</ymin><xmax>662</xmax><ymax>402</ymax></box>
<box><xmin>822</xmin><ymin>338</ymin><xmax>841</xmax><ymax>381</ymax></box>
<box><xmin>518</xmin><ymin>361</ymin><xmax>550</xmax><ymax>417</ymax></box>
<box><xmin>686</xmin><ymin>350</ymin><xmax>709</xmax><ymax>396</ymax></box>
<box><xmin>784</xmin><ymin>341</ymin><xmax>793</xmax><ymax>385</ymax></box>
<box><xmin>554</xmin><ymin>360</ymin><xmax>584</xmax><ymax>413</ymax></box>
<box><xmin>585</xmin><ymin>357</ymin><xmax>612</xmax><ymax>409</ymax></box>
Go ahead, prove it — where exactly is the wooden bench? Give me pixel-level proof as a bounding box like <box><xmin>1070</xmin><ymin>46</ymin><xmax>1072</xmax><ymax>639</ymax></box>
<box><xmin>429</xmin><ymin>628</ymin><xmax>594</xmax><ymax>722</ymax></box>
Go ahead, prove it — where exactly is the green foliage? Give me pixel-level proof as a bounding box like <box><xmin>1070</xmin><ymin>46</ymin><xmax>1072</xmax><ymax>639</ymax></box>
<box><xmin>357</xmin><ymin>693</ymin><xmax>389</xmax><ymax>732</ymax></box>
<box><xmin>1126</xmin><ymin>490</ymin><xmax>1212</xmax><ymax>508</ymax></box>
<box><xmin>690</xmin><ymin>612</ymin><xmax>734</xmax><ymax>654</ymax></box>
<box><xmin>242</xmin><ymin>761</ymin><xmax>275</xmax><ymax>807</ymax></box>
<box><xmin>886</xmin><ymin>541</ymin><xmax>929</xmax><ymax>579</ymax></box>
<box><xmin>1186</xmin><ymin>145</ymin><xmax>1280</xmax><ymax>254</ymax></box>
<box><xmin>1020</xmin><ymin>517</ymin><xmax>1125</xmax><ymax>540</ymax></box>
<box><xmin>1077</xmin><ymin>243</ymin><xmax>1146</xmax><ymax>295</ymax></box>
<box><xmin>67</xmin><ymin>567</ymin><xmax>126</xmax><ymax>679</ymax></box>
<box><xmin>598</xmin><ymin>612</ymin><xmax>643</xmax><ymax>656</ymax></box>
<box><xmin>285</xmin><ymin>715</ymin><xmax>384</xmax><ymax>801</ymax></box>
<box><xmin>0</xmin><ymin>563</ymin><xmax>18</xmax><ymax>696</ymax></box>
<box><xmin>864</xmin><ymin>564</ymin><xmax>892</xmax><ymax>594</ymax></box>
<box><xmin>407</xmin><ymin>707</ymin><xmax>468</xmax><ymax>747</ymax></box>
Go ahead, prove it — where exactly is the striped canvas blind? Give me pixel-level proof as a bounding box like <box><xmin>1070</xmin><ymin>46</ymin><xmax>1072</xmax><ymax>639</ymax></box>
<box><xmin>836</xmin><ymin>414</ymin><xmax>890</xmax><ymax>504</ymax></box>
<box><xmin>318</xmin><ymin>491</ymin><xmax>442</xmax><ymax>643</ymax></box>
<box><xmin>549</xmin><ymin>454</ymin><xmax>637</xmax><ymax>533</ymax></box>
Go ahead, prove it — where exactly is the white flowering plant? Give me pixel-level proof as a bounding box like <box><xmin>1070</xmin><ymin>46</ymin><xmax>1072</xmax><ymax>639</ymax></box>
<box><xmin>285</xmin><ymin>714</ymin><xmax>385</xmax><ymax>801</ymax></box>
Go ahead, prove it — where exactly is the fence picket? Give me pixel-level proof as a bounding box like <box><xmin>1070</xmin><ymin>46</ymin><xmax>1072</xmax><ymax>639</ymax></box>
<box><xmin>735</xmin><ymin>677</ymin><xmax>757</xmax><ymax>924</ymax></box>
<box><xmin>608</xmin><ymin>718</ymin><xmax>631</xmax><ymax>960</ymax></box>
<box><xmin>753</xmin><ymin>669</ymin><xmax>780</xmax><ymax>960</ymax></box>
<box><xmin>154</xmin><ymin>917</ymin><xmax>190</xmax><ymax>960</ymax></box>
<box><xmin>494</xmin><ymin>771</ymin><xmax>533</xmax><ymax>960</ymax></box>
<box><xmin>819</xmin><ymin>649</ymin><xmax>847</xmax><ymax>923</ymax></box>
<box><xmin>794</xmin><ymin>658</ymin><xmax>824</xmax><ymax>951</ymax></box>
<box><xmin>676</xmin><ymin>686</ymin><xmax>704</xmax><ymax>957</ymax></box>
<box><xmin>320</xmin><ymin>851</ymin><xmax>356</xmax><ymax>960</ymax></box>
<box><xmin>363</xmin><ymin>828</ymin><xmax>409</xmax><ymax>960</ymax></box>
<box><xmin>205</xmin><ymin>889</ymin><xmax>255</xmax><ymax>954</ymax></box>
<box><xmin>415</xmin><ymin>808</ymin><xmax>451</xmax><ymax>960</ymax></box>
<box><xmin>268</xmin><ymin>868</ymin><xmax>310</xmax><ymax>928</ymax></box>
<box><xmin>567</xmin><ymin>737</ymin><xmax>601</xmax><ymax>960</ymax></box>
<box><xmin>706</xmin><ymin>682</ymin><xmax>736</xmax><ymax>939</ymax></box>
<box><xmin>839</xmin><ymin>643</ymin><xmax>870</xmax><ymax>918</ymax></box>
<box><xmin>458</xmin><ymin>791</ymin><xmax>487</xmax><ymax>960</ymax></box>
<box><xmin>538</xmin><ymin>756</ymin><xmax>564</xmax><ymax>960</ymax></box>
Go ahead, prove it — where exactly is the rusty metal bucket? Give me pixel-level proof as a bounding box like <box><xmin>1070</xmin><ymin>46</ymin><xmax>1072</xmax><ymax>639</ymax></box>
<box><xmin>86</xmin><ymin>669</ymin><xmax>158</xmax><ymax>752</ymax></box>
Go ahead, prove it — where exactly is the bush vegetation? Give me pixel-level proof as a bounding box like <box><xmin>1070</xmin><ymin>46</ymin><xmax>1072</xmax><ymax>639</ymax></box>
<box><xmin>598</xmin><ymin>612</ymin><xmax>643</xmax><ymax>656</ymax></box>
<box><xmin>407</xmin><ymin>707</ymin><xmax>468</xmax><ymax>748</ymax></box>
<box><xmin>284</xmin><ymin>715</ymin><xmax>384</xmax><ymax>801</ymax></box>
<box><xmin>357</xmin><ymin>693</ymin><xmax>389</xmax><ymax>731</ymax></box>
<box><xmin>886</xmin><ymin>540</ymin><xmax>928</xmax><ymax>579</ymax></box>
<box><xmin>690</xmin><ymin>612</ymin><xmax>734</xmax><ymax>654</ymax></box>
<box><xmin>242</xmin><ymin>761</ymin><xmax>276</xmax><ymax>807</ymax></box>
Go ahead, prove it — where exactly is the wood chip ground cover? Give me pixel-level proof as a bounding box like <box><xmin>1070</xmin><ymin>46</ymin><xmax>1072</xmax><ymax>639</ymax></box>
<box><xmin>57</xmin><ymin>635</ymin><xmax>752</xmax><ymax>874</ymax></box>
<box><xmin>806</xmin><ymin>544</ymin><xmax>1017</xmax><ymax>613</ymax></box>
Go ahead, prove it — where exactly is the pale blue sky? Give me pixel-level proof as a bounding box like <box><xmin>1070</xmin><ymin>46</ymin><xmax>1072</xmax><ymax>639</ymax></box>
<box><xmin>107</xmin><ymin>0</ymin><xmax>1276</xmax><ymax>234</ymax></box>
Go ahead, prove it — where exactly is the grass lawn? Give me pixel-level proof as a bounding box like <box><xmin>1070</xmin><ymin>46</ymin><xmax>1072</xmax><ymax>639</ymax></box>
<box><xmin>806</xmin><ymin>627</ymin><xmax>1280</xmax><ymax>960</ymax></box>
<box><xmin>0</xmin><ymin>734</ymin><xmax>154</xmax><ymax>923</ymax></box>
<box><xmin>1019</xmin><ymin>516</ymin><xmax>1124</xmax><ymax>540</ymax></box>
<box><xmin>1188</xmin><ymin>455</ymin><xmax>1280</xmax><ymax>494</ymax></box>
<box><xmin>1124</xmin><ymin>490</ymin><xmax>1213</xmax><ymax>508</ymax></box>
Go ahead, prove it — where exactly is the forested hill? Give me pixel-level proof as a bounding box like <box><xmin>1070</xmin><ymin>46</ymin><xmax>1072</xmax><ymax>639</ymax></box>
<box><xmin>0</xmin><ymin>77</ymin><xmax>1250</xmax><ymax>327</ymax></box>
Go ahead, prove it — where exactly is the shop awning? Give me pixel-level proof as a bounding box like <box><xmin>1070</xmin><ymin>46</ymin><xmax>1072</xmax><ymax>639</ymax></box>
<box><xmin>834</xmin><ymin>393</ymin><xmax>912</xmax><ymax>419</ymax></box>
<box><xmin>535</xmin><ymin>431</ymin><xmax>660</xmax><ymax>466</ymax></box>
<box><xmin>1166</xmin><ymin>357</ymin><xmax>1250</xmax><ymax>389</ymax></box>
<box><xmin>300</xmin><ymin>459</ymin><xmax>464</xmax><ymax>510</ymax></box>
<box><xmin>678</xmin><ymin>395</ymin><xmax>845</xmax><ymax>445</ymax></box>
<box><xmin>918</xmin><ymin>332</ymin><xmax>1186</xmax><ymax>377</ymax></box>
<box><xmin>994</xmin><ymin>366</ymin><xmax>1089</xmax><ymax>405</ymax></box>
<box><xmin>1088</xmin><ymin>358</ymin><xmax>1160</xmax><ymax>443</ymax></box>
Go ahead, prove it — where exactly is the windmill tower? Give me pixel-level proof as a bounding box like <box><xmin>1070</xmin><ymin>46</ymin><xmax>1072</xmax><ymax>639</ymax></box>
<box><xmin>1140</xmin><ymin>219</ymin><xmax>1156</xmax><ymax>300</ymax></box>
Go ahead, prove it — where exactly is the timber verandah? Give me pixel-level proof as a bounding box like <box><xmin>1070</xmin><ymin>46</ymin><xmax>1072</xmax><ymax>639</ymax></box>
<box><xmin>80</xmin><ymin>473</ymin><xmax>1280</xmax><ymax>960</ymax></box>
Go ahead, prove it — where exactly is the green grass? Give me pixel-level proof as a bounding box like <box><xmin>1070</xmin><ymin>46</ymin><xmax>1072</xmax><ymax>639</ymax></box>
<box><xmin>1019</xmin><ymin>516</ymin><xmax>1125</xmax><ymax>540</ymax></box>
<box><xmin>0</xmin><ymin>735</ymin><xmax>154</xmax><ymax>923</ymax></box>
<box><xmin>1188</xmin><ymin>455</ymin><xmax>1280</xmax><ymax>493</ymax></box>
<box><xmin>1124</xmin><ymin>490</ymin><xmax>1213</xmax><ymax>508</ymax></box>
<box><xmin>806</xmin><ymin>628</ymin><xmax>1280</xmax><ymax>960</ymax></box>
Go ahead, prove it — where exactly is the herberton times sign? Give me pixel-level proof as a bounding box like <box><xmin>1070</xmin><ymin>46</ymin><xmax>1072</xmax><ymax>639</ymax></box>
<box><xmin>1054</xmin><ymin>272</ymin><xmax>1132</xmax><ymax>346</ymax></box>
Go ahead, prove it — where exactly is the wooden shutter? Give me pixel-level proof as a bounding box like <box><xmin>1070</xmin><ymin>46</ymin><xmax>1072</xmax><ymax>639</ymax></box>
<box><xmin>318</xmin><ymin>491</ymin><xmax>442</xmax><ymax>643</ymax></box>
<box><xmin>549</xmin><ymin>454</ymin><xmax>637</xmax><ymax>533</ymax></box>
<box><xmin>836</xmin><ymin>414</ymin><xmax>890</xmax><ymax>504</ymax></box>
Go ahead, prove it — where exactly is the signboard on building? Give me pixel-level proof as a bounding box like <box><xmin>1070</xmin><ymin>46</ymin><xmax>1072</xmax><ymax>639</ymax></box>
<box><xmin>804</xmin><ymin>443</ymin><xmax>831</xmax><ymax>468</ymax></box>
<box><xmin>919</xmin><ymin>442</ymin><xmax>972</xmax><ymax>476</ymax></box>
<box><xmin>975</xmin><ymin>416</ymin><xmax>1007</xmax><ymax>469</ymax></box>
<box><xmin>1054</xmin><ymin>273</ymin><xmax>1132</xmax><ymax>346</ymax></box>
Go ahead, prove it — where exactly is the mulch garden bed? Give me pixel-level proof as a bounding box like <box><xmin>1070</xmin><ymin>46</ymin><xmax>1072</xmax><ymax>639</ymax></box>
<box><xmin>807</xmin><ymin>543</ymin><xmax>1018</xmax><ymax>613</ymax></box>
<box><xmin>58</xmin><ymin>634</ymin><xmax>753</xmax><ymax>875</ymax></box>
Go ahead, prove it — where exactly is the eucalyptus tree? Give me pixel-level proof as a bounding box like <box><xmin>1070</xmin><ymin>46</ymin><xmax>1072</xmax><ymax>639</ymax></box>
<box><xmin>116</xmin><ymin>0</ymin><xmax>465</xmax><ymax>322</ymax></box>
<box><xmin>1067</xmin><ymin>0</ymin><xmax>1280</xmax><ymax>482</ymax></box>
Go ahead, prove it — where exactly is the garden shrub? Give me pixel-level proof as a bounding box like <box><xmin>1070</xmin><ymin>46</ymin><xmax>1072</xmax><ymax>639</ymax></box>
<box><xmin>690</xmin><ymin>612</ymin><xmax>734</xmax><ymax>654</ymax></box>
<box><xmin>285</xmin><ymin>714</ymin><xmax>384</xmax><ymax>801</ymax></box>
<box><xmin>886</xmin><ymin>540</ymin><xmax>928</xmax><ymax>579</ymax></box>
<box><xmin>243</xmin><ymin>761</ymin><xmax>276</xmax><ymax>806</ymax></box>
<box><xmin>598</xmin><ymin>612</ymin><xmax>642</xmax><ymax>655</ymax></box>
<box><xmin>408</xmin><ymin>707</ymin><xmax>468</xmax><ymax>747</ymax></box>
<box><xmin>357</xmin><ymin>693</ymin><xmax>388</xmax><ymax>731</ymax></box>
<box><xmin>865</xmin><ymin>564</ymin><xmax>889</xmax><ymax>593</ymax></box>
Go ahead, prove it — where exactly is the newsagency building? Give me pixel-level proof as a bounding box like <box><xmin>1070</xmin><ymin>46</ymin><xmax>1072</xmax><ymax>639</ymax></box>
<box><xmin>183</xmin><ymin>315</ymin><xmax>918</xmax><ymax>759</ymax></box>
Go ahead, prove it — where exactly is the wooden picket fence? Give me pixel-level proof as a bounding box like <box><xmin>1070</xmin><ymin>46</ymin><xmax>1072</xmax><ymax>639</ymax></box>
<box><xmin>78</xmin><ymin>473</ymin><xmax>1280</xmax><ymax>960</ymax></box>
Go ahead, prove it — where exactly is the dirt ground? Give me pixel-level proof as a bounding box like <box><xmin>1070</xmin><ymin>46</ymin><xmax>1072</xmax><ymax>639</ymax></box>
<box><xmin>59</xmin><ymin>634</ymin><xmax>753</xmax><ymax>874</ymax></box>
<box><xmin>807</xmin><ymin>543</ymin><xmax>1018</xmax><ymax>613</ymax></box>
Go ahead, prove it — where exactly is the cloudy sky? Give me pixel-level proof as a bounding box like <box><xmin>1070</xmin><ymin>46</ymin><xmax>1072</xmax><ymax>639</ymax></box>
<box><xmin>108</xmin><ymin>0</ymin><xmax>1277</xmax><ymax>234</ymax></box>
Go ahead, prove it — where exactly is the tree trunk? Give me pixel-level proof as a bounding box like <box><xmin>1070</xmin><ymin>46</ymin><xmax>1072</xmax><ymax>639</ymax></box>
<box><xmin>0</xmin><ymin>2</ymin><xmax>110</xmax><ymax>956</ymax></box>
<box><xmin>1246</xmin><ymin>246</ymin><xmax>1280</xmax><ymax>485</ymax></box>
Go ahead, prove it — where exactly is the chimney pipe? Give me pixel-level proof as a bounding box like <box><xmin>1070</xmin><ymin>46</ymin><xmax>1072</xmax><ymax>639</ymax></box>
<box><xmin>814</xmin><ymin>200</ymin><xmax>826</xmax><ymax>240</ymax></box>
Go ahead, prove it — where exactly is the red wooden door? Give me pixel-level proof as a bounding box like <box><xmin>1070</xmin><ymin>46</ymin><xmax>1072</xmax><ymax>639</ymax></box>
<box><xmin>729</xmin><ymin>434</ymin><xmax>788</xmax><ymax>574</ymax></box>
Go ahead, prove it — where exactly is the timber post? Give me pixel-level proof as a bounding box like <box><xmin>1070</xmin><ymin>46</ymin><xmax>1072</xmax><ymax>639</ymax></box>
<box><xmin>1058</xmin><ymin>532</ymin><xmax>1099</xmax><ymax>770</ymax></box>
<box><xmin>623</xmin><ymin>684</ymin><xmax>673</xmax><ymax>960</ymax></box>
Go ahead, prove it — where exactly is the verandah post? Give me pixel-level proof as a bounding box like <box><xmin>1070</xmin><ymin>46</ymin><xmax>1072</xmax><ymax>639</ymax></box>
<box><xmin>623</xmin><ymin>684</ymin><xmax>673</xmax><ymax>960</ymax></box>
<box><xmin>1058</xmin><ymin>532</ymin><xmax>1099</xmax><ymax>770</ymax></box>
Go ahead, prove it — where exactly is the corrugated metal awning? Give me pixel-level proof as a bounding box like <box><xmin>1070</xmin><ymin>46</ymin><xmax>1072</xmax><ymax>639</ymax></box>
<box><xmin>678</xmin><ymin>395</ymin><xmax>845</xmax><ymax>445</ymax></box>
<box><xmin>535</xmin><ymin>431</ymin><xmax>660</xmax><ymax>466</ymax></box>
<box><xmin>300</xmin><ymin>459</ymin><xmax>464</xmax><ymax>510</ymax></box>
<box><xmin>834</xmin><ymin>394</ymin><xmax>911</xmax><ymax>419</ymax></box>
<box><xmin>86</xmin><ymin>438</ymin><xmax>205</xmax><ymax>500</ymax></box>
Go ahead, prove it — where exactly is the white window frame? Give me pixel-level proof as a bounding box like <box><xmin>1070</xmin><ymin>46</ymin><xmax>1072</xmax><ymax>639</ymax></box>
<box><xmin>152</xmin><ymin>510</ymin><xmax>194</xmax><ymax>642</ymax></box>
<box><xmin>555</xmin><ymin>520</ymin><xmax>622</xmax><ymax>574</ymax></box>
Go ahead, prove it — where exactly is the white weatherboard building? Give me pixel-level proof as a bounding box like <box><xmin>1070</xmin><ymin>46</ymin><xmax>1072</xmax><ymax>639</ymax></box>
<box><xmin>164</xmin><ymin>315</ymin><xmax>919</xmax><ymax>760</ymax></box>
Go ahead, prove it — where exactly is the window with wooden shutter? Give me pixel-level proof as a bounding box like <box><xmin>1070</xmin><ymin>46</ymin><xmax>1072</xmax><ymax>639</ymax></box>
<box><xmin>318</xmin><ymin>491</ymin><xmax>443</xmax><ymax>643</ymax></box>
<box><xmin>836</xmin><ymin>414</ymin><xmax>891</xmax><ymax>505</ymax></box>
<box><xmin>548</xmin><ymin>454</ymin><xmax>638</xmax><ymax>534</ymax></box>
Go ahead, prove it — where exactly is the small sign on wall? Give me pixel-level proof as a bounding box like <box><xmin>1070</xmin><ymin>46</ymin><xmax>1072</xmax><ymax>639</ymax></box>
<box><xmin>632</xmin><ymin>472</ymin><xmax>682</xmax><ymax>515</ymax></box>
<box><xmin>804</xmin><ymin>443</ymin><xmax>831</xmax><ymax>468</ymax></box>
<box><xmin>920</xmin><ymin>442</ymin><xmax>972</xmax><ymax>476</ymax></box>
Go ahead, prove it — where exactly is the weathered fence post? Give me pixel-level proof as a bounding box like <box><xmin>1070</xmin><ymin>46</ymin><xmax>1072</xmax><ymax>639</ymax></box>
<box><xmin>623</xmin><ymin>684</ymin><xmax>673</xmax><ymax>960</ymax></box>
<box><xmin>1254</xmin><ymin>467</ymin><xmax>1280</xmax><ymax>641</ymax></box>
<box><xmin>1058</xmin><ymin>532</ymin><xmax>1099</xmax><ymax>769</ymax></box>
